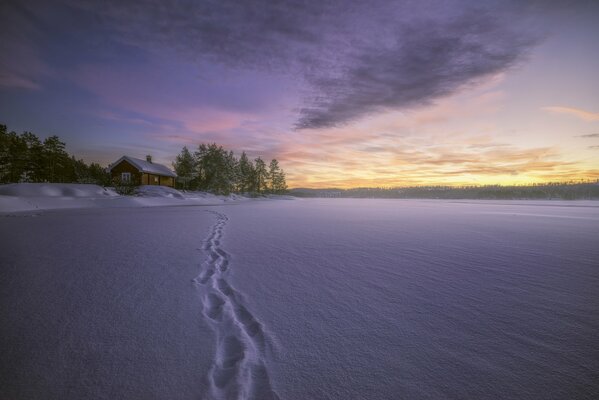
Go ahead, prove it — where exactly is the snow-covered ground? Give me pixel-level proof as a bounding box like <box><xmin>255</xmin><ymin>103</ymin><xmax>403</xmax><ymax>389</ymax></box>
<box><xmin>0</xmin><ymin>183</ymin><xmax>249</xmax><ymax>213</ymax></box>
<box><xmin>1</xmin><ymin>196</ymin><xmax>598</xmax><ymax>399</ymax></box>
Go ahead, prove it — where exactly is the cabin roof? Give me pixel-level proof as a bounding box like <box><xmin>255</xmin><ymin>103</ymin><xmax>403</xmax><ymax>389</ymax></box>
<box><xmin>110</xmin><ymin>156</ymin><xmax>177</xmax><ymax>178</ymax></box>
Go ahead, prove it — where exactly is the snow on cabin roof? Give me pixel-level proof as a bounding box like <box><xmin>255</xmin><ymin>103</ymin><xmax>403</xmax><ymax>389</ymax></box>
<box><xmin>110</xmin><ymin>156</ymin><xmax>177</xmax><ymax>177</ymax></box>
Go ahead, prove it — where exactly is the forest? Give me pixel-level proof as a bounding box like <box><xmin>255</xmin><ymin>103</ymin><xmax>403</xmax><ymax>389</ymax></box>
<box><xmin>0</xmin><ymin>124</ymin><xmax>110</xmax><ymax>185</ymax></box>
<box><xmin>171</xmin><ymin>144</ymin><xmax>287</xmax><ymax>195</ymax></box>
<box><xmin>0</xmin><ymin>124</ymin><xmax>287</xmax><ymax>195</ymax></box>
<box><xmin>290</xmin><ymin>183</ymin><xmax>599</xmax><ymax>200</ymax></box>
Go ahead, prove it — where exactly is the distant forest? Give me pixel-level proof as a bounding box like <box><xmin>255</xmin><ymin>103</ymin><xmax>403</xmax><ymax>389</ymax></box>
<box><xmin>291</xmin><ymin>183</ymin><xmax>599</xmax><ymax>200</ymax></box>
<box><xmin>0</xmin><ymin>124</ymin><xmax>287</xmax><ymax>195</ymax></box>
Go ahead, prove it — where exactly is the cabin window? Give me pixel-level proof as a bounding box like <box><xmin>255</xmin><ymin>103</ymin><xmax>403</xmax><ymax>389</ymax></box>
<box><xmin>121</xmin><ymin>172</ymin><xmax>131</xmax><ymax>182</ymax></box>
<box><xmin>154</xmin><ymin>176</ymin><xmax>159</xmax><ymax>183</ymax></box>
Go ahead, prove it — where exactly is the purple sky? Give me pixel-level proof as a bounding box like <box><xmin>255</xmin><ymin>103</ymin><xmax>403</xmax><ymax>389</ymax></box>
<box><xmin>1</xmin><ymin>0</ymin><xmax>598</xmax><ymax>187</ymax></box>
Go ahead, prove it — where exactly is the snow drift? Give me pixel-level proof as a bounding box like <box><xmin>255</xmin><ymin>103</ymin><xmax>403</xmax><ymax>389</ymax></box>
<box><xmin>0</xmin><ymin>183</ymin><xmax>118</xmax><ymax>198</ymax></box>
<box><xmin>0</xmin><ymin>183</ymin><xmax>252</xmax><ymax>213</ymax></box>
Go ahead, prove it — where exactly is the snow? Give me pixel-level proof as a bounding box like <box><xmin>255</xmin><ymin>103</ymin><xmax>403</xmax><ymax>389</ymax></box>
<box><xmin>1</xmin><ymin>198</ymin><xmax>598</xmax><ymax>399</ymax></box>
<box><xmin>136</xmin><ymin>185</ymin><xmax>186</xmax><ymax>198</ymax></box>
<box><xmin>110</xmin><ymin>156</ymin><xmax>177</xmax><ymax>177</ymax></box>
<box><xmin>0</xmin><ymin>206</ymin><xmax>216</xmax><ymax>399</ymax></box>
<box><xmin>0</xmin><ymin>183</ymin><xmax>252</xmax><ymax>213</ymax></box>
<box><xmin>0</xmin><ymin>183</ymin><xmax>119</xmax><ymax>198</ymax></box>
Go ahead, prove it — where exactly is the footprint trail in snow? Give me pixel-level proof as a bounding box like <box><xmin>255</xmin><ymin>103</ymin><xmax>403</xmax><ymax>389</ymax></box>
<box><xmin>194</xmin><ymin>211</ymin><xmax>279</xmax><ymax>400</ymax></box>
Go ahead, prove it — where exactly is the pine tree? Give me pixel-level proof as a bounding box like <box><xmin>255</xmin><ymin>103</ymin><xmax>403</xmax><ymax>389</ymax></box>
<box><xmin>88</xmin><ymin>162</ymin><xmax>111</xmax><ymax>186</ymax></box>
<box><xmin>269</xmin><ymin>159</ymin><xmax>288</xmax><ymax>194</ymax></box>
<box><xmin>194</xmin><ymin>143</ymin><xmax>238</xmax><ymax>194</ymax></box>
<box><xmin>237</xmin><ymin>151</ymin><xmax>254</xmax><ymax>193</ymax></box>
<box><xmin>173</xmin><ymin>146</ymin><xmax>196</xmax><ymax>189</ymax></box>
<box><xmin>253</xmin><ymin>157</ymin><xmax>268</xmax><ymax>193</ymax></box>
<box><xmin>21</xmin><ymin>132</ymin><xmax>43</xmax><ymax>182</ymax></box>
<box><xmin>172</xmin><ymin>142</ymin><xmax>288</xmax><ymax>195</ymax></box>
<box><xmin>42</xmin><ymin>135</ymin><xmax>69</xmax><ymax>182</ymax></box>
<box><xmin>1</xmin><ymin>123</ymin><xmax>112</xmax><ymax>185</ymax></box>
<box><xmin>222</xmin><ymin>150</ymin><xmax>238</xmax><ymax>195</ymax></box>
<box><xmin>6</xmin><ymin>129</ymin><xmax>27</xmax><ymax>182</ymax></box>
<box><xmin>0</xmin><ymin>125</ymin><xmax>12</xmax><ymax>183</ymax></box>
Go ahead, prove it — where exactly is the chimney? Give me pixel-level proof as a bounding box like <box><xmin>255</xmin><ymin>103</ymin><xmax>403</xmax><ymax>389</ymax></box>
<box><xmin>146</xmin><ymin>154</ymin><xmax>153</xmax><ymax>163</ymax></box>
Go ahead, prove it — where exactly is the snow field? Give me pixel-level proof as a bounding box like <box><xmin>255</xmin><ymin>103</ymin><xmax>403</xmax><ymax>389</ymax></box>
<box><xmin>194</xmin><ymin>211</ymin><xmax>279</xmax><ymax>399</ymax></box>
<box><xmin>1</xmin><ymin>198</ymin><xmax>598</xmax><ymax>399</ymax></box>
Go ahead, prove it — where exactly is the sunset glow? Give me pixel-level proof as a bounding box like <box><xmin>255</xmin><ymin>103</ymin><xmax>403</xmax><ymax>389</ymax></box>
<box><xmin>1</xmin><ymin>1</ymin><xmax>598</xmax><ymax>188</ymax></box>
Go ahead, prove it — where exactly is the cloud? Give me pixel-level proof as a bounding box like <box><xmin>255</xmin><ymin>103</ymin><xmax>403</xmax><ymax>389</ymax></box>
<box><xmin>296</xmin><ymin>11</ymin><xmax>537</xmax><ymax>129</ymax></box>
<box><xmin>544</xmin><ymin>106</ymin><xmax>599</xmax><ymax>121</ymax></box>
<box><xmin>589</xmin><ymin>145</ymin><xmax>599</xmax><ymax>150</ymax></box>
<box><xmin>0</xmin><ymin>72</ymin><xmax>41</xmax><ymax>90</ymax></box>
<box><xmin>578</xmin><ymin>133</ymin><xmax>599</xmax><ymax>138</ymax></box>
<box><xmin>53</xmin><ymin>0</ymin><xmax>540</xmax><ymax>129</ymax></box>
<box><xmin>0</xmin><ymin>2</ymin><xmax>52</xmax><ymax>91</ymax></box>
<box><xmin>272</xmin><ymin>117</ymin><xmax>583</xmax><ymax>187</ymax></box>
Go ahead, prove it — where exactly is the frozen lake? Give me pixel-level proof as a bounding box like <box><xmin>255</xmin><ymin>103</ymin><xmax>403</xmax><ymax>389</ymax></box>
<box><xmin>1</xmin><ymin>199</ymin><xmax>598</xmax><ymax>399</ymax></box>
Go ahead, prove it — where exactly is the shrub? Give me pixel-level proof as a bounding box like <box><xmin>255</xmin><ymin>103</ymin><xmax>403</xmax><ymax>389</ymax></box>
<box><xmin>112</xmin><ymin>176</ymin><xmax>139</xmax><ymax>196</ymax></box>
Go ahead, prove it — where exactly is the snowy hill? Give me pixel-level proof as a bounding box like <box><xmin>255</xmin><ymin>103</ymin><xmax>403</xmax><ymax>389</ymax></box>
<box><xmin>0</xmin><ymin>183</ymin><xmax>252</xmax><ymax>213</ymax></box>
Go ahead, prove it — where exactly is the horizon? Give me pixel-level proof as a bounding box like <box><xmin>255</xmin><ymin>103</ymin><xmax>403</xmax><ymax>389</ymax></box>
<box><xmin>291</xmin><ymin>179</ymin><xmax>599</xmax><ymax>190</ymax></box>
<box><xmin>2</xmin><ymin>1</ymin><xmax>599</xmax><ymax>189</ymax></box>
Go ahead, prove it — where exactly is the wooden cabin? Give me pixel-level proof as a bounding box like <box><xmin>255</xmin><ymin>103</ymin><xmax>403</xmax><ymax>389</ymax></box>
<box><xmin>109</xmin><ymin>155</ymin><xmax>176</xmax><ymax>187</ymax></box>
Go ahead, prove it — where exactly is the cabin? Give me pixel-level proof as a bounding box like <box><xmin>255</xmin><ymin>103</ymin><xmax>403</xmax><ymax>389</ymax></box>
<box><xmin>109</xmin><ymin>155</ymin><xmax>176</xmax><ymax>187</ymax></box>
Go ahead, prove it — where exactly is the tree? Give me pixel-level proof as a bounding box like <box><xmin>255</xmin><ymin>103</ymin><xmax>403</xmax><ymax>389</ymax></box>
<box><xmin>236</xmin><ymin>151</ymin><xmax>254</xmax><ymax>193</ymax></box>
<box><xmin>222</xmin><ymin>150</ymin><xmax>238</xmax><ymax>194</ymax></box>
<box><xmin>0</xmin><ymin>125</ymin><xmax>16</xmax><ymax>183</ymax></box>
<box><xmin>172</xmin><ymin>142</ymin><xmax>289</xmax><ymax>195</ymax></box>
<box><xmin>0</xmin><ymin>124</ymin><xmax>116</xmax><ymax>185</ymax></box>
<box><xmin>173</xmin><ymin>146</ymin><xmax>196</xmax><ymax>190</ymax></box>
<box><xmin>88</xmin><ymin>163</ymin><xmax>111</xmax><ymax>186</ymax></box>
<box><xmin>5</xmin><ymin>129</ymin><xmax>26</xmax><ymax>182</ymax></box>
<box><xmin>20</xmin><ymin>132</ymin><xmax>44</xmax><ymax>182</ymax></box>
<box><xmin>42</xmin><ymin>135</ymin><xmax>69</xmax><ymax>182</ymax></box>
<box><xmin>253</xmin><ymin>157</ymin><xmax>268</xmax><ymax>193</ymax></box>
<box><xmin>269</xmin><ymin>159</ymin><xmax>287</xmax><ymax>194</ymax></box>
<box><xmin>194</xmin><ymin>143</ymin><xmax>238</xmax><ymax>194</ymax></box>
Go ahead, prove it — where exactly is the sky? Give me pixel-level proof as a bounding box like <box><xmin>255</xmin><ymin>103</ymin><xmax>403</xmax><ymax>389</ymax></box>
<box><xmin>1</xmin><ymin>0</ymin><xmax>598</xmax><ymax>188</ymax></box>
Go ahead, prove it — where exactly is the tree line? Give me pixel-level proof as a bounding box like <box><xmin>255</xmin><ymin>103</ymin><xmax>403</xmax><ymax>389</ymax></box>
<box><xmin>290</xmin><ymin>182</ymin><xmax>599</xmax><ymax>200</ymax></box>
<box><xmin>173</xmin><ymin>143</ymin><xmax>287</xmax><ymax>195</ymax></box>
<box><xmin>0</xmin><ymin>124</ymin><xmax>110</xmax><ymax>185</ymax></box>
<box><xmin>0</xmin><ymin>124</ymin><xmax>288</xmax><ymax>195</ymax></box>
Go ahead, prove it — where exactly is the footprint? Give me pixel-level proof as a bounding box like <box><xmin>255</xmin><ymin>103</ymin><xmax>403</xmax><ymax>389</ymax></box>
<box><xmin>212</xmin><ymin>335</ymin><xmax>246</xmax><ymax>388</ymax></box>
<box><xmin>198</xmin><ymin>268</ymin><xmax>215</xmax><ymax>284</ymax></box>
<box><xmin>216</xmin><ymin>248</ymin><xmax>228</xmax><ymax>258</ymax></box>
<box><xmin>218</xmin><ymin>258</ymin><xmax>229</xmax><ymax>272</ymax></box>
<box><xmin>203</xmin><ymin>293</ymin><xmax>225</xmax><ymax>321</ymax></box>
<box><xmin>234</xmin><ymin>305</ymin><xmax>264</xmax><ymax>341</ymax></box>
<box><xmin>198</xmin><ymin>211</ymin><xmax>276</xmax><ymax>398</ymax></box>
<box><xmin>216</xmin><ymin>278</ymin><xmax>235</xmax><ymax>297</ymax></box>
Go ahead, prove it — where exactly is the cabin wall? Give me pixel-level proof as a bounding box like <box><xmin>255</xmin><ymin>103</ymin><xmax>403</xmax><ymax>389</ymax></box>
<box><xmin>141</xmin><ymin>173</ymin><xmax>175</xmax><ymax>187</ymax></box>
<box><xmin>160</xmin><ymin>176</ymin><xmax>175</xmax><ymax>187</ymax></box>
<box><xmin>110</xmin><ymin>160</ymin><xmax>141</xmax><ymax>183</ymax></box>
<box><xmin>111</xmin><ymin>160</ymin><xmax>175</xmax><ymax>187</ymax></box>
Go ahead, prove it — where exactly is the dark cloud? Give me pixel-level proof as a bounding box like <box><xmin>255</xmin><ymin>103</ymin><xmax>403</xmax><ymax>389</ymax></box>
<box><xmin>11</xmin><ymin>0</ymin><xmax>544</xmax><ymax>129</ymax></box>
<box><xmin>296</xmin><ymin>9</ymin><xmax>539</xmax><ymax>128</ymax></box>
<box><xmin>70</xmin><ymin>0</ymin><xmax>339</xmax><ymax>68</ymax></box>
<box><xmin>579</xmin><ymin>133</ymin><xmax>599</xmax><ymax>138</ymax></box>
